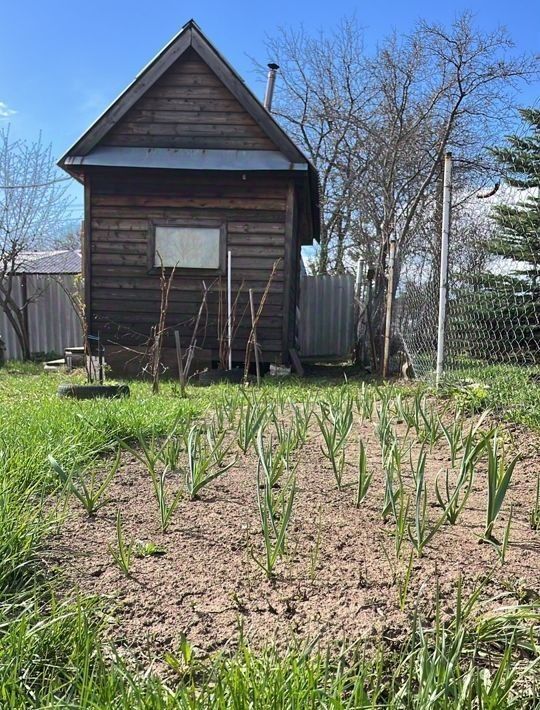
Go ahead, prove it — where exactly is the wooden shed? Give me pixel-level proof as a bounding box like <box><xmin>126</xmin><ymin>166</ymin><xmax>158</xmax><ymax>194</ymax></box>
<box><xmin>58</xmin><ymin>19</ymin><xmax>320</xmax><ymax>375</ymax></box>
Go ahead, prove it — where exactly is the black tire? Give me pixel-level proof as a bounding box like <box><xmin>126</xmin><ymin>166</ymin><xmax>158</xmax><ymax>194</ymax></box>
<box><xmin>57</xmin><ymin>384</ymin><xmax>130</xmax><ymax>400</ymax></box>
<box><xmin>198</xmin><ymin>368</ymin><xmax>244</xmax><ymax>385</ymax></box>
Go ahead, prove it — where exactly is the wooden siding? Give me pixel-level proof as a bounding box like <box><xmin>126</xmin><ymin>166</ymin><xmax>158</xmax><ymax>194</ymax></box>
<box><xmin>102</xmin><ymin>48</ymin><xmax>275</xmax><ymax>151</ymax></box>
<box><xmin>88</xmin><ymin>169</ymin><xmax>293</xmax><ymax>363</ymax></box>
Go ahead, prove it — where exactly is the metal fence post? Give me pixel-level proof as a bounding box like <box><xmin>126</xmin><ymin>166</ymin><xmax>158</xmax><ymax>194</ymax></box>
<box><xmin>383</xmin><ymin>236</ymin><xmax>396</xmax><ymax>378</ymax></box>
<box><xmin>436</xmin><ymin>152</ymin><xmax>453</xmax><ymax>386</ymax></box>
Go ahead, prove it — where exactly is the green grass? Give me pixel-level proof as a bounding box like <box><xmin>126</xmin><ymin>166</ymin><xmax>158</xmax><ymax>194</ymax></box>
<box><xmin>440</xmin><ymin>362</ymin><xmax>540</xmax><ymax>430</ymax></box>
<box><xmin>1</xmin><ymin>362</ymin><xmax>540</xmax><ymax>707</ymax></box>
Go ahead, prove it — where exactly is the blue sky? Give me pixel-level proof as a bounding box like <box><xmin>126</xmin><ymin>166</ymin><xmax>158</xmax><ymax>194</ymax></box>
<box><xmin>1</xmin><ymin>0</ymin><xmax>538</xmax><ymax>224</ymax></box>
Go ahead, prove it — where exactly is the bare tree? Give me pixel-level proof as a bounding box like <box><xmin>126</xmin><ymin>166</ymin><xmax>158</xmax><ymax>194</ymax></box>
<box><xmin>0</xmin><ymin>128</ymin><xmax>72</xmax><ymax>359</ymax></box>
<box><xmin>54</xmin><ymin>222</ymin><xmax>83</xmax><ymax>250</ymax></box>
<box><xmin>259</xmin><ymin>17</ymin><xmax>374</xmax><ymax>273</ymax></box>
<box><xmin>263</xmin><ymin>13</ymin><xmax>536</xmax><ymax>361</ymax></box>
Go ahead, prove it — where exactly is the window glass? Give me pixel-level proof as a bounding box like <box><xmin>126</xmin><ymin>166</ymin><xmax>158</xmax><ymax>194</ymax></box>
<box><xmin>154</xmin><ymin>226</ymin><xmax>221</xmax><ymax>269</ymax></box>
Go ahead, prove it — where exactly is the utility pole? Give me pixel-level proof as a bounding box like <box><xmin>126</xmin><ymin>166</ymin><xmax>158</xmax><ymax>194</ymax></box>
<box><xmin>435</xmin><ymin>152</ymin><xmax>453</xmax><ymax>387</ymax></box>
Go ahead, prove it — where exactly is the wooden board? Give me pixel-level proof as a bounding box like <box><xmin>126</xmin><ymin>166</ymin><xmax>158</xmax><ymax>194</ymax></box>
<box><xmin>101</xmin><ymin>48</ymin><xmax>277</xmax><ymax>152</ymax></box>
<box><xmin>88</xmin><ymin>170</ymin><xmax>294</xmax><ymax>362</ymax></box>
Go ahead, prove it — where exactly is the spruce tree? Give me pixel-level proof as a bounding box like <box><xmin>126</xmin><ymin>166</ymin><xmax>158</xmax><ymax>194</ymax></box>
<box><xmin>464</xmin><ymin>109</ymin><xmax>540</xmax><ymax>362</ymax></box>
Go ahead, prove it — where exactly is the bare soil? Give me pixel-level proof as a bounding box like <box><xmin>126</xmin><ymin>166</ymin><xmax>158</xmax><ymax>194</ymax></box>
<box><xmin>46</xmin><ymin>411</ymin><xmax>540</xmax><ymax>661</ymax></box>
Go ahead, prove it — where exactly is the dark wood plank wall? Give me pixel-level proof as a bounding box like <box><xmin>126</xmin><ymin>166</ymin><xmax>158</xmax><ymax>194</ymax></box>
<box><xmin>89</xmin><ymin>169</ymin><xmax>292</xmax><ymax>362</ymax></box>
<box><xmin>102</xmin><ymin>48</ymin><xmax>274</xmax><ymax>150</ymax></box>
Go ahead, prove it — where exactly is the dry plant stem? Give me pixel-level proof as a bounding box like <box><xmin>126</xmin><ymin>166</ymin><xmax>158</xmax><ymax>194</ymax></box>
<box><xmin>174</xmin><ymin>330</ymin><xmax>186</xmax><ymax>398</ymax></box>
<box><xmin>218</xmin><ymin>277</ymin><xmax>246</xmax><ymax>369</ymax></box>
<box><xmin>243</xmin><ymin>258</ymin><xmax>281</xmax><ymax>379</ymax></box>
<box><xmin>530</xmin><ymin>469</ymin><xmax>540</xmax><ymax>530</ymax></box>
<box><xmin>52</xmin><ymin>274</ymin><xmax>93</xmax><ymax>382</ymax></box>
<box><xmin>249</xmin><ymin>288</ymin><xmax>261</xmax><ymax>384</ymax></box>
<box><xmin>150</xmin><ymin>259</ymin><xmax>176</xmax><ymax>394</ymax></box>
<box><xmin>309</xmin><ymin>505</ymin><xmax>323</xmax><ymax>581</ymax></box>
<box><xmin>185</xmin><ymin>280</ymin><xmax>211</xmax><ymax>378</ymax></box>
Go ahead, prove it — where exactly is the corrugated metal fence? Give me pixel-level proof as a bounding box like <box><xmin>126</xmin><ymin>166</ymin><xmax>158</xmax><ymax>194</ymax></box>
<box><xmin>298</xmin><ymin>274</ymin><xmax>355</xmax><ymax>359</ymax></box>
<box><xmin>0</xmin><ymin>275</ymin><xmax>82</xmax><ymax>360</ymax></box>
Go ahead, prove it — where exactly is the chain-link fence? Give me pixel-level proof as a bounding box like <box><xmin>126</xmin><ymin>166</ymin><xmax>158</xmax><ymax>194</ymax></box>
<box><xmin>396</xmin><ymin>120</ymin><xmax>540</xmax><ymax>382</ymax></box>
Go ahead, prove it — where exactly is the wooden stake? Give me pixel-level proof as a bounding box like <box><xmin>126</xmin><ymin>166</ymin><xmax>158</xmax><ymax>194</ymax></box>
<box><xmin>249</xmin><ymin>288</ymin><xmax>261</xmax><ymax>385</ymax></box>
<box><xmin>174</xmin><ymin>330</ymin><xmax>186</xmax><ymax>398</ymax></box>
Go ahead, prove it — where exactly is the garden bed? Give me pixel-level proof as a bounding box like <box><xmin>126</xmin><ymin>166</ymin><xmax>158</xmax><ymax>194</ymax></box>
<box><xmin>46</xmin><ymin>395</ymin><xmax>540</xmax><ymax>661</ymax></box>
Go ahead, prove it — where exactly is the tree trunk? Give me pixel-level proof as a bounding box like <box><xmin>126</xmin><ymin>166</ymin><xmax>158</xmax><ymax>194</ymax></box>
<box><xmin>2</xmin><ymin>301</ymin><xmax>31</xmax><ymax>360</ymax></box>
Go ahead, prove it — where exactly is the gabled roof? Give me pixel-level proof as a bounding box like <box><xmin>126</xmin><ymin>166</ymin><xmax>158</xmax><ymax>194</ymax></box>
<box><xmin>58</xmin><ymin>19</ymin><xmax>320</xmax><ymax>242</ymax></box>
<box><xmin>59</xmin><ymin>19</ymin><xmax>307</xmax><ymax>167</ymax></box>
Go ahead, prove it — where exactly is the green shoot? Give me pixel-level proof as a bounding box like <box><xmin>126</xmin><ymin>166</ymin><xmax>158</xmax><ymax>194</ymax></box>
<box><xmin>109</xmin><ymin>510</ymin><xmax>133</xmax><ymax>575</ymax></box>
<box><xmin>309</xmin><ymin>505</ymin><xmax>323</xmax><ymax>581</ymax></box>
<box><xmin>256</xmin><ymin>428</ymin><xmax>296</xmax><ymax>490</ymax></box>
<box><xmin>185</xmin><ymin>426</ymin><xmax>236</xmax><ymax>500</ymax></box>
<box><xmin>435</xmin><ymin>466</ymin><xmax>472</xmax><ymax>526</ymax></box>
<box><xmin>251</xmin><ymin>467</ymin><xmax>297</xmax><ymax>579</ymax></box>
<box><xmin>49</xmin><ymin>449</ymin><xmax>121</xmax><ymax>517</ymax></box>
<box><xmin>237</xmin><ymin>398</ymin><xmax>267</xmax><ymax>454</ymax></box>
<box><xmin>393</xmin><ymin>493</ymin><xmax>410</xmax><ymax>560</ymax></box>
<box><xmin>484</xmin><ymin>433</ymin><xmax>520</xmax><ymax>542</ymax></box>
<box><xmin>398</xmin><ymin>551</ymin><xmax>415</xmax><ymax>612</ymax></box>
<box><xmin>438</xmin><ymin>409</ymin><xmax>464</xmax><ymax>466</ymax></box>
<box><xmin>530</xmin><ymin>469</ymin><xmax>540</xmax><ymax>531</ymax></box>
<box><xmin>315</xmin><ymin>402</ymin><xmax>352</xmax><ymax>490</ymax></box>
<box><xmin>155</xmin><ymin>471</ymin><xmax>183</xmax><ymax>533</ymax></box>
<box><xmin>407</xmin><ymin>448</ymin><xmax>446</xmax><ymax>557</ymax></box>
<box><xmin>355</xmin><ymin>440</ymin><xmax>372</xmax><ymax>508</ymax></box>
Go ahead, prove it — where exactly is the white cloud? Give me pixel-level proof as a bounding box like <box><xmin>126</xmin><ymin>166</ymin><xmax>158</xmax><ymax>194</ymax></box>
<box><xmin>0</xmin><ymin>101</ymin><xmax>16</xmax><ymax>118</ymax></box>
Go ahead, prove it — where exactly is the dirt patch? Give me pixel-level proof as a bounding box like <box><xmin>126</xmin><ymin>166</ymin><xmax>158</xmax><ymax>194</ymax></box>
<box><xmin>46</xmin><ymin>409</ymin><xmax>540</xmax><ymax>661</ymax></box>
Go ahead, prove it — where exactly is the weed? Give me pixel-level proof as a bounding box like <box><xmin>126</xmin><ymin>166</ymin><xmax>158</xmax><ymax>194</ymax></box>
<box><xmin>133</xmin><ymin>541</ymin><xmax>165</xmax><ymax>558</ymax></box>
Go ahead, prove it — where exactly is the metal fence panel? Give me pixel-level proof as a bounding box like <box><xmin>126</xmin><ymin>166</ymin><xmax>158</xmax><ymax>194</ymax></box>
<box><xmin>0</xmin><ymin>275</ymin><xmax>82</xmax><ymax>360</ymax></box>
<box><xmin>298</xmin><ymin>274</ymin><xmax>355</xmax><ymax>359</ymax></box>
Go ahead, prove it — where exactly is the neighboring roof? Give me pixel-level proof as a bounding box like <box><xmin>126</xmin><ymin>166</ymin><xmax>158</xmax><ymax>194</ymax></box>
<box><xmin>15</xmin><ymin>251</ymin><xmax>81</xmax><ymax>275</ymax></box>
<box><xmin>58</xmin><ymin>18</ymin><xmax>320</xmax><ymax>242</ymax></box>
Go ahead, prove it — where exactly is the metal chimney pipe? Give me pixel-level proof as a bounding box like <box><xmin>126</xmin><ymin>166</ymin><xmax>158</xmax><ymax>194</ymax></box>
<box><xmin>264</xmin><ymin>63</ymin><xmax>279</xmax><ymax>111</ymax></box>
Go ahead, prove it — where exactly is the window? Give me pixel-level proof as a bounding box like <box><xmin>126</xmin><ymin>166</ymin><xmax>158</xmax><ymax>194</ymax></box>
<box><xmin>148</xmin><ymin>221</ymin><xmax>226</xmax><ymax>272</ymax></box>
